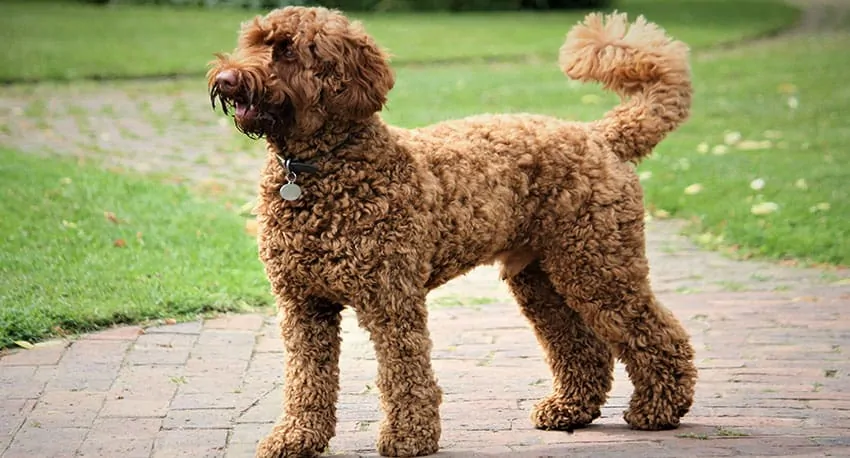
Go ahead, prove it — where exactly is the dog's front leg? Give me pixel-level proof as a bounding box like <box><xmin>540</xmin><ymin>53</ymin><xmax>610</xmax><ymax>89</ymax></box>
<box><xmin>256</xmin><ymin>296</ymin><xmax>343</xmax><ymax>458</ymax></box>
<box><xmin>357</xmin><ymin>293</ymin><xmax>442</xmax><ymax>457</ymax></box>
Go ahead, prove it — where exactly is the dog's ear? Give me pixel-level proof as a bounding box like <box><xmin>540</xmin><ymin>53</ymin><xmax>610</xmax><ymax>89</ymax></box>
<box><xmin>325</xmin><ymin>22</ymin><xmax>395</xmax><ymax>120</ymax></box>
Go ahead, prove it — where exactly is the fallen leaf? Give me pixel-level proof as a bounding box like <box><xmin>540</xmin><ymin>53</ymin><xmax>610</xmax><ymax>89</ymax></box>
<box><xmin>104</xmin><ymin>211</ymin><xmax>120</xmax><ymax>224</ymax></box>
<box><xmin>750</xmin><ymin>178</ymin><xmax>766</xmax><ymax>191</ymax></box>
<box><xmin>751</xmin><ymin>202</ymin><xmax>779</xmax><ymax>215</ymax></box>
<box><xmin>777</xmin><ymin>82</ymin><xmax>797</xmax><ymax>94</ymax></box>
<box><xmin>654</xmin><ymin>209</ymin><xmax>670</xmax><ymax>219</ymax></box>
<box><xmin>581</xmin><ymin>94</ymin><xmax>601</xmax><ymax>105</ymax></box>
<box><xmin>711</xmin><ymin>145</ymin><xmax>728</xmax><ymax>155</ymax></box>
<box><xmin>737</xmin><ymin>140</ymin><xmax>772</xmax><ymax>151</ymax></box>
<box><xmin>787</xmin><ymin>96</ymin><xmax>799</xmax><ymax>110</ymax></box>
<box><xmin>164</xmin><ymin>318</ymin><xmax>177</xmax><ymax>325</ymax></box>
<box><xmin>696</xmin><ymin>142</ymin><xmax>710</xmax><ymax>154</ymax></box>
<box><xmin>684</xmin><ymin>184</ymin><xmax>703</xmax><ymax>195</ymax></box>
<box><xmin>639</xmin><ymin>171</ymin><xmax>652</xmax><ymax>181</ymax></box>
<box><xmin>59</xmin><ymin>177</ymin><xmax>72</xmax><ymax>185</ymax></box>
<box><xmin>239</xmin><ymin>200</ymin><xmax>257</xmax><ymax>216</ymax></box>
<box><xmin>14</xmin><ymin>340</ymin><xmax>34</xmax><ymax>349</ymax></box>
<box><xmin>61</xmin><ymin>220</ymin><xmax>77</xmax><ymax>229</ymax></box>
<box><xmin>810</xmin><ymin>202</ymin><xmax>830</xmax><ymax>213</ymax></box>
<box><xmin>113</xmin><ymin>238</ymin><xmax>127</xmax><ymax>248</ymax></box>
<box><xmin>245</xmin><ymin>219</ymin><xmax>259</xmax><ymax>237</ymax></box>
<box><xmin>795</xmin><ymin>178</ymin><xmax>808</xmax><ymax>190</ymax></box>
<box><xmin>724</xmin><ymin>131</ymin><xmax>742</xmax><ymax>145</ymax></box>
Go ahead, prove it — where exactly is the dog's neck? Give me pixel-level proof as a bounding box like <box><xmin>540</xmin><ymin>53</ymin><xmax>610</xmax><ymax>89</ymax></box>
<box><xmin>266</xmin><ymin>116</ymin><xmax>377</xmax><ymax>162</ymax></box>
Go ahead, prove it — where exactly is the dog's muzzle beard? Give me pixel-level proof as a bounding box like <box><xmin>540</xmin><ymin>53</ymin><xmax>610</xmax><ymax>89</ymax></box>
<box><xmin>209</xmin><ymin>85</ymin><xmax>263</xmax><ymax>139</ymax></box>
<box><xmin>210</xmin><ymin>79</ymin><xmax>286</xmax><ymax>140</ymax></box>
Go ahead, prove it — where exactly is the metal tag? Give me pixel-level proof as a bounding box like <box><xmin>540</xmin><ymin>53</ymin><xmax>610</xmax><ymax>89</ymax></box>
<box><xmin>279</xmin><ymin>183</ymin><xmax>302</xmax><ymax>201</ymax></box>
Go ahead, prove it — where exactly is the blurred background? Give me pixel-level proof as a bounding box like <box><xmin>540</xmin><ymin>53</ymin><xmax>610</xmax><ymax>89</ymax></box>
<box><xmin>0</xmin><ymin>0</ymin><xmax>847</xmax><ymax>349</ymax></box>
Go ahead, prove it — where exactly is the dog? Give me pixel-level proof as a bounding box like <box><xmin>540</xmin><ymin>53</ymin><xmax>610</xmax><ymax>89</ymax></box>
<box><xmin>208</xmin><ymin>7</ymin><xmax>697</xmax><ymax>457</ymax></box>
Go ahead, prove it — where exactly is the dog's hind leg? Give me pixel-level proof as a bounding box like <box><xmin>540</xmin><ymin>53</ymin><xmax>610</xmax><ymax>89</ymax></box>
<box><xmin>506</xmin><ymin>261</ymin><xmax>613</xmax><ymax>430</ymax></box>
<box><xmin>540</xmin><ymin>209</ymin><xmax>698</xmax><ymax>431</ymax></box>
<box><xmin>256</xmin><ymin>296</ymin><xmax>343</xmax><ymax>458</ymax></box>
<box><xmin>356</xmin><ymin>290</ymin><xmax>442</xmax><ymax>457</ymax></box>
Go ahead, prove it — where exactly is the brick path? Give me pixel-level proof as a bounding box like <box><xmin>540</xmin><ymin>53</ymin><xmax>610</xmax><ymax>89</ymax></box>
<box><xmin>2</xmin><ymin>260</ymin><xmax>849</xmax><ymax>457</ymax></box>
<box><xmin>4</xmin><ymin>1</ymin><xmax>850</xmax><ymax>456</ymax></box>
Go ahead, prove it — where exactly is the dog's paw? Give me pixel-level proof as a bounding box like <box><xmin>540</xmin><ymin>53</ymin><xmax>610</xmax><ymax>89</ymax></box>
<box><xmin>531</xmin><ymin>396</ymin><xmax>601</xmax><ymax>431</ymax></box>
<box><xmin>376</xmin><ymin>423</ymin><xmax>440</xmax><ymax>457</ymax></box>
<box><xmin>255</xmin><ymin>422</ymin><xmax>328</xmax><ymax>458</ymax></box>
<box><xmin>623</xmin><ymin>407</ymin><xmax>681</xmax><ymax>431</ymax></box>
<box><xmin>623</xmin><ymin>396</ymin><xmax>691</xmax><ymax>431</ymax></box>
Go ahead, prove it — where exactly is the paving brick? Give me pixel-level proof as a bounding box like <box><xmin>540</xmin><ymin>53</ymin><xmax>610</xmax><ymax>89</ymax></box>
<box><xmin>170</xmin><ymin>391</ymin><xmax>240</xmax><ymax>410</ymax></box>
<box><xmin>3</xmin><ymin>425</ymin><xmax>87</xmax><ymax>458</ymax></box>
<box><xmin>163</xmin><ymin>408</ymin><xmax>235</xmax><ymax>430</ymax></box>
<box><xmin>235</xmin><ymin>390</ymin><xmax>282</xmax><ymax>424</ymax></box>
<box><xmin>254</xmin><ymin>333</ymin><xmax>284</xmax><ymax>353</ymax></box>
<box><xmin>77</xmin><ymin>418</ymin><xmax>161</xmax><ymax>458</ymax></box>
<box><xmin>135</xmin><ymin>332</ymin><xmax>198</xmax><ymax>348</ymax></box>
<box><xmin>224</xmin><ymin>441</ymin><xmax>259</xmax><ymax>458</ymax></box>
<box><xmin>84</xmin><ymin>325</ymin><xmax>143</xmax><ymax>341</ymax></box>
<box><xmin>2</xmin><ymin>261</ymin><xmax>848</xmax><ymax>457</ymax></box>
<box><xmin>77</xmin><ymin>437</ymin><xmax>155</xmax><ymax>458</ymax></box>
<box><xmin>203</xmin><ymin>314</ymin><xmax>265</xmax><ymax>331</ymax></box>
<box><xmin>229</xmin><ymin>422</ymin><xmax>270</xmax><ymax>445</ymax></box>
<box><xmin>0</xmin><ymin>341</ymin><xmax>68</xmax><ymax>366</ymax></box>
<box><xmin>97</xmin><ymin>364</ymin><xmax>182</xmax><ymax>418</ymax></box>
<box><xmin>0</xmin><ymin>399</ymin><xmax>35</xmax><ymax>452</ymax></box>
<box><xmin>27</xmin><ymin>390</ymin><xmax>106</xmax><ymax>428</ymax></box>
<box><xmin>126</xmin><ymin>344</ymin><xmax>193</xmax><ymax>366</ymax></box>
<box><xmin>144</xmin><ymin>321</ymin><xmax>203</xmax><ymax>335</ymax></box>
<box><xmin>0</xmin><ymin>366</ymin><xmax>44</xmax><ymax>399</ymax></box>
<box><xmin>109</xmin><ymin>364</ymin><xmax>182</xmax><ymax>399</ymax></box>
<box><xmin>44</xmin><ymin>341</ymin><xmax>130</xmax><ymax>392</ymax></box>
<box><xmin>152</xmin><ymin>428</ymin><xmax>228</xmax><ymax>458</ymax></box>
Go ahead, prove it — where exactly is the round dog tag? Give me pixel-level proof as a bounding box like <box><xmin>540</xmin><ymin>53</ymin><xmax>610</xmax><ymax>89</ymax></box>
<box><xmin>279</xmin><ymin>183</ymin><xmax>302</xmax><ymax>201</ymax></box>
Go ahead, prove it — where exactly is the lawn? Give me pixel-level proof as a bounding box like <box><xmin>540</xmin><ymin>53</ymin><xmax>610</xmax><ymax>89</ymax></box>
<box><xmin>0</xmin><ymin>0</ymin><xmax>799</xmax><ymax>81</ymax></box>
<box><xmin>381</xmin><ymin>31</ymin><xmax>850</xmax><ymax>265</ymax></box>
<box><xmin>0</xmin><ymin>148</ymin><xmax>270</xmax><ymax>348</ymax></box>
<box><xmin>3</xmin><ymin>0</ymin><xmax>845</xmax><ymax>348</ymax></box>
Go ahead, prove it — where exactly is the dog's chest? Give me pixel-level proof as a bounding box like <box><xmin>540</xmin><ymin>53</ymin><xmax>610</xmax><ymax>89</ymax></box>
<box><xmin>258</xmin><ymin>175</ymin><xmax>425</xmax><ymax>300</ymax></box>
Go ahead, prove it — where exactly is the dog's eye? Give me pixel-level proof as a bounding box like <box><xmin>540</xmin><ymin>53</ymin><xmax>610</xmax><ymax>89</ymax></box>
<box><xmin>275</xmin><ymin>40</ymin><xmax>297</xmax><ymax>60</ymax></box>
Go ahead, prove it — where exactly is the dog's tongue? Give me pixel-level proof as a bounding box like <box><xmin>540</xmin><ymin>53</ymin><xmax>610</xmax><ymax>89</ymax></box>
<box><xmin>235</xmin><ymin>102</ymin><xmax>256</xmax><ymax>120</ymax></box>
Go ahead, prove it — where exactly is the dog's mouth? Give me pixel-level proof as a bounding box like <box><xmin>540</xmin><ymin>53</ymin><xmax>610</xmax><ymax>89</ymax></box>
<box><xmin>209</xmin><ymin>74</ymin><xmax>295</xmax><ymax>139</ymax></box>
<box><xmin>209</xmin><ymin>87</ymin><xmax>269</xmax><ymax>138</ymax></box>
<box><xmin>232</xmin><ymin>101</ymin><xmax>258</xmax><ymax>122</ymax></box>
<box><xmin>210</xmin><ymin>92</ymin><xmax>259</xmax><ymax>122</ymax></box>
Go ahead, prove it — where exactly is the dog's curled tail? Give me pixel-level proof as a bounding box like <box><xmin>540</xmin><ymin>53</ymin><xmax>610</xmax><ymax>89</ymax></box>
<box><xmin>559</xmin><ymin>12</ymin><xmax>691</xmax><ymax>163</ymax></box>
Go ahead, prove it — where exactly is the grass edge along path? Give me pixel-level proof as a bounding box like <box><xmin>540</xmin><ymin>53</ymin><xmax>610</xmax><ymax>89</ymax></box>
<box><xmin>0</xmin><ymin>148</ymin><xmax>271</xmax><ymax>349</ymax></box>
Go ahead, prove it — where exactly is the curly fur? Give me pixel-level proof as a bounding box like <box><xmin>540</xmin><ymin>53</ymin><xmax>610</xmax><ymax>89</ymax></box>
<box><xmin>208</xmin><ymin>8</ymin><xmax>698</xmax><ymax>458</ymax></box>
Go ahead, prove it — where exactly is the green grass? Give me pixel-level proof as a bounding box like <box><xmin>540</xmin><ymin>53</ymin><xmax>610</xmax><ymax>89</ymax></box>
<box><xmin>642</xmin><ymin>34</ymin><xmax>850</xmax><ymax>265</ymax></box>
<box><xmin>0</xmin><ymin>149</ymin><xmax>270</xmax><ymax>348</ymax></box>
<box><xmin>0</xmin><ymin>0</ymin><xmax>799</xmax><ymax>81</ymax></box>
<box><xmin>379</xmin><ymin>34</ymin><xmax>850</xmax><ymax>265</ymax></box>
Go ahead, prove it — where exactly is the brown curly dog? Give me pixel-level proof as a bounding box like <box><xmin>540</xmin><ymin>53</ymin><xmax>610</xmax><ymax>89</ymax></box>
<box><xmin>208</xmin><ymin>7</ymin><xmax>697</xmax><ymax>457</ymax></box>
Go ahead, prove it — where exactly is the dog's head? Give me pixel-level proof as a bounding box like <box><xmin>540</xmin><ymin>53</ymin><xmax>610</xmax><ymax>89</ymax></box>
<box><xmin>207</xmin><ymin>7</ymin><xmax>394</xmax><ymax>139</ymax></box>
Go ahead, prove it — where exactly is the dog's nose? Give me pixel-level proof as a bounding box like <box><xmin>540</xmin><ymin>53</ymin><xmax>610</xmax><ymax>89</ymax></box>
<box><xmin>215</xmin><ymin>70</ymin><xmax>238</xmax><ymax>90</ymax></box>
